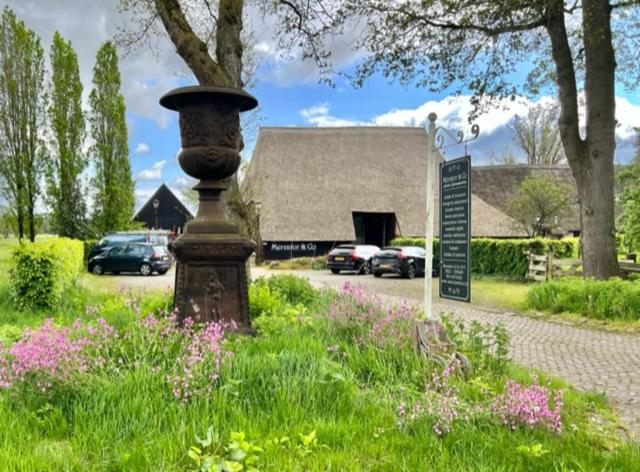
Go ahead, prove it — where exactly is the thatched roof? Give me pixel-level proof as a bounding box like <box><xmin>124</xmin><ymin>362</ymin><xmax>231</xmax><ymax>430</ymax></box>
<box><xmin>470</xmin><ymin>165</ymin><xmax>580</xmax><ymax>232</ymax></box>
<box><xmin>245</xmin><ymin>127</ymin><xmax>524</xmax><ymax>241</ymax></box>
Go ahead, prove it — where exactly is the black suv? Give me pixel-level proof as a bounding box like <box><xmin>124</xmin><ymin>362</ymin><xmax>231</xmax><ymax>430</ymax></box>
<box><xmin>88</xmin><ymin>243</ymin><xmax>172</xmax><ymax>276</ymax></box>
<box><xmin>326</xmin><ymin>244</ymin><xmax>380</xmax><ymax>275</ymax></box>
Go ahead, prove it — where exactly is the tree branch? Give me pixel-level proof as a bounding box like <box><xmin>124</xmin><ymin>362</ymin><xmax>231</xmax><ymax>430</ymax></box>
<box><xmin>154</xmin><ymin>0</ymin><xmax>231</xmax><ymax>86</ymax></box>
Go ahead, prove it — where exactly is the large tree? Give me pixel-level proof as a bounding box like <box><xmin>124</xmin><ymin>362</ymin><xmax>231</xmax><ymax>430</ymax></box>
<box><xmin>47</xmin><ymin>32</ymin><xmax>88</xmax><ymax>239</ymax></box>
<box><xmin>89</xmin><ymin>41</ymin><xmax>135</xmax><ymax>235</ymax></box>
<box><xmin>268</xmin><ymin>0</ymin><xmax>640</xmax><ymax>279</ymax></box>
<box><xmin>0</xmin><ymin>6</ymin><xmax>47</xmax><ymax>242</ymax></box>
<box><xmin>509</xmin><ymin>101</ymin><xmax>565</xmax><ymax>165</ymax></box>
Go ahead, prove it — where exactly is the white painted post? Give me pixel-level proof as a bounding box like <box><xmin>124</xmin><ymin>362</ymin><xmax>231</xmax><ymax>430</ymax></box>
<box><xmin>424</xmin><ymin>113</ymin><xmax>437</xmax><ymax>320</ymax></box>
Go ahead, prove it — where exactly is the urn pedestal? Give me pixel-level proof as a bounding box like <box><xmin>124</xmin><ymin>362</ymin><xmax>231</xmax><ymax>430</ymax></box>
<box><xmin>159</xmin><ymin>86</ymin><xmax>258</xmax><ymax>332</ymax></box>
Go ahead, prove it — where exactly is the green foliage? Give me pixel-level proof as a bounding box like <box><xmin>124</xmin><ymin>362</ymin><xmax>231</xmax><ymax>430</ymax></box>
<box><xmin>441</xmin><ymin>315</ymin><xmax>510</xmax><ymax>376</ymax></box>
<box><xmin>526</xmin><ymin>277</ymin><xmax>640</xmax><ymax>321</ymax></box>
<box><xmin>252</xmin><ymin>274</ymin><xmax>317</xmax><ymax>306</ymax></box>
<box><xmin>10</xmin><ymin>237</ymin><xmax>83</xmax><ymax>310</ymax></box>
<box><xmin>0</xmin><ymin>6</ymin><xmax>47</xmax><ymax>242</ymax></box>
<box><xmin>506</xmin><ymin>175</ymin><xmax>574</xmax><ymax>237</ymax></box>
<box><xmin>187</xmin><ymin>428</ymin><xmax>263</xmax><ymax>472</ymax></box>
<box><xmin>89</xmin><ymin>41</ymin><xmax>134</xmax><ymax>235</ymax></box>
<box><xmin>46</xmin><ymin>31</ymin><xmax>88</xmax><ymax>239</ymax></box>
<box><xmin>391</xmin><ymin>237</ymin><xmax>578</xmax><ymax>278</ymax></box>
<box><xmin>248</xmin><ymin>275</ymin><xmax>314</xmax><ymax>334</ymax></box>
<box><xmin>248</xmin><ymin>283</ymin><xmax>283</xmax><ymax>319</ymax></box>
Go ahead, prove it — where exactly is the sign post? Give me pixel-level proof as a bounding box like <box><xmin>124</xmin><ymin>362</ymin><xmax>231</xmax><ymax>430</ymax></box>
<box><xmin>423</xmin><ymin>115</ymin><xmax>478</xmax><ymax>321</ymax></box>
<box><xmin>423</xmin><ymin>113</ymin><xmax>437</xmax><ymax>319</ymax></box>
<box><xmin>439</xmin><ymin>156</ymin><xmax>471</xmax><ymax>302</ymax></box>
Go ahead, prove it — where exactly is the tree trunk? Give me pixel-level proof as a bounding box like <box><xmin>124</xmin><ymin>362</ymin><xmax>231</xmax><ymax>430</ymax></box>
<box><xmin>547</xmin><ymin>0</ymin><xmax>619</xmax><ymax>279</ymax></box>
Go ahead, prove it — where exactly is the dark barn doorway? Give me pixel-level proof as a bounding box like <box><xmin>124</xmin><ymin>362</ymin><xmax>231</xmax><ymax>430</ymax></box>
<box><xmin>352</xmin><ymin>212</ymin><xmax>396</xmax><ymax>248</ymax></box>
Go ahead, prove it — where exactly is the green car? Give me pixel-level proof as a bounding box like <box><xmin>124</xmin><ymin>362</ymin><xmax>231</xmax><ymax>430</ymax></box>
<box><xmin>88</xmin><ymin>243</ymin><xmax>172</xmax><ymax>276</ymax></box>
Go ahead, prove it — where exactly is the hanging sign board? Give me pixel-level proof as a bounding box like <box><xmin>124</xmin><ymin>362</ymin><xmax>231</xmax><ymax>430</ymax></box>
<box><xmin>439</xmin><ymin>155</ymin><xmax>471</xmax><ymax>302</ymax></box>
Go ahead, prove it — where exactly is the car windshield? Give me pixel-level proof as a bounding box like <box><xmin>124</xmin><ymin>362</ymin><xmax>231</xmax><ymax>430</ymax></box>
<box><xmin>382</xmin><ymin>247</ymin><xmax>400</xmax><ymax>251</ymax></box>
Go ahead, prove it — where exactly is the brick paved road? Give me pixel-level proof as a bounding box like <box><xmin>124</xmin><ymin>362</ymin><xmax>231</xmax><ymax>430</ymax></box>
<box><xmin>253</xmin><ymin>268</ymin><xmax>640</xmax><ymax>435</ymax></box>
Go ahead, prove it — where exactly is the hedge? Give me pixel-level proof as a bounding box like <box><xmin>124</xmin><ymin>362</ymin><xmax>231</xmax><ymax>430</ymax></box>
<box><xmin>390</xmin><ymin>237</ymin><xmax>579</xmax><ymax>278</ymax></box>
<box><xmin>526</xmin><ymin>277</ymin><xmax>640</xmax><ymax>321</ymax></box>
<box><xmin>10</xmin><ymin>237</ymin><xmax>84</xmax><ymax>310</ymax></box>
<box><xmin>83</xmin><ymin>239</ymin><xmax>98</xmax><ymax>262</ymax></box>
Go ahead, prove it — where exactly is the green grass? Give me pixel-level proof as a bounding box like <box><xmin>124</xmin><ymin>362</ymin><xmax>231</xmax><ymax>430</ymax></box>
<box><xmin>466</xmin><ymin>277</ymin><xmax>531</xmax><ymax>312</ymax></box>
<box><xmin>0</xmin><ymin>316</ymin><xmax>638</xmax><ymax>471</ymax></box>
<box><xmin>0</xmin><ymin>238</ymin><xmax>639</xmax><ymax>470</ymax></box>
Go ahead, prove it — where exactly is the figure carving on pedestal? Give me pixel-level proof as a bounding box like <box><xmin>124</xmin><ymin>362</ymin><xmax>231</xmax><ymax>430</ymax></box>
<box><xmin>205</xmin><ymin>268</ymin><xmax>225</xmax><ymax>321</ymax></box>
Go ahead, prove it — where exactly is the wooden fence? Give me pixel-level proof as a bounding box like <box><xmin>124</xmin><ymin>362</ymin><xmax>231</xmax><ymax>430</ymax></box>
<box><xmin>526</xmin><ymin>252</ymin><xmax>640</xmax><ymax>282</ymax></box>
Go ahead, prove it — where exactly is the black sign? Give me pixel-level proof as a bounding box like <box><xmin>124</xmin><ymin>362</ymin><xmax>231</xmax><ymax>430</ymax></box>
<box><xmin>439</xmin><ymin>156</ymin><xmax>471</xmax><ymax>302</ymax></box>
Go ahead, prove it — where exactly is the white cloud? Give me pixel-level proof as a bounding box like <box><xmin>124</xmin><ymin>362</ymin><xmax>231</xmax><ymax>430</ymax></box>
<box><xmin>299</xmin><ymin>102</ymin><xmax>363</xmax><ymax>127</ymax></box>
<box><xmin>137</xmin><ymin>160</ymin><xmax>166</xmax><ymax>180</ymax></box>
<box><xmin>135</xmin><ymin>142</ymin><xmax>151</xmax><ymax>154</ymax></box>
<box><xmin>298</xmin><ymin>95</ymin><xmax>640</xmax><ymax>163</ymax></box>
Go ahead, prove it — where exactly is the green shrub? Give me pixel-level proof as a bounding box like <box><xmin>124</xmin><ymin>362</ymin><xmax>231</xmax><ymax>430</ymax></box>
<box><xmin>248</xmin><ymin>283</ymin><xmax>284</xmax><ymax>319</ymax></box>
<box><xmin>526</xmin><ymin>277</ymin><xmax>640</xmax><ymax>321</ymax></box>
<box><xmin>253</xmin><ymin>274</ymin><xmax>317</xmax><ymax>307</ymax></box>
<box><xmin>391</xmin><ymin>236</ymin><xmax>578</xmax><ymax>278</ymax></box>
<box><xmin>10</xmin><ymin>237</ymin><xmax>84</xmax><ymax>310</ymax></box>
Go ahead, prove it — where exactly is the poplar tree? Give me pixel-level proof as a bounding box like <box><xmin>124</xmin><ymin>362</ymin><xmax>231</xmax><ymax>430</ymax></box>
<box><xmin>0</xmin><ymin>6</ymin><xmax>46</xmax><ymax>241</ymax></box>
<box><xmin>47</xmin><ymin>32</ymin><xmax>87</xmax><ymax>238</ymax></box>
<box><xmin>88</xmin><ymin>41</ymin><xmax>134</xmax><ymax>235</ymax></box>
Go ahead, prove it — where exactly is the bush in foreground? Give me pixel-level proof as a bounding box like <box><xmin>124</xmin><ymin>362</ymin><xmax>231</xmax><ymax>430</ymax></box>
<box><xmin>10</xmin><ymin>237</ymin><xmax>84</xmax><ymax>310</ymax></box>
<box><xmin>526</xmin><ymin>277</ymin><xmax>640</xmax><ymax>321</ymax></box>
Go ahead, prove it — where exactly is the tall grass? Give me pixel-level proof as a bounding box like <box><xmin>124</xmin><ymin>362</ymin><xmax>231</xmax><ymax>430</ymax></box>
<box><xmin>0</xmin><ymin>269</ymin><xmax>638</xmax><ymax>470</ymax></box>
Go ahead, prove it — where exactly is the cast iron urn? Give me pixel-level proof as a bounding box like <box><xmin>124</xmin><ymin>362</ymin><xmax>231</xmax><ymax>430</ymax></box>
<box><xmin>159</xmin><ymin>86</ymin><xmax>258</xmax><ymax>332</ymax></box>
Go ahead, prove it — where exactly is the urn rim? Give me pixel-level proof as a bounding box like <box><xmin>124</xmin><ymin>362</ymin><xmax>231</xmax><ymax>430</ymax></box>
<box><xmin>159</xmin><ymin>85</ymin><xmax>258</xmax><ymax>112</ymax></box>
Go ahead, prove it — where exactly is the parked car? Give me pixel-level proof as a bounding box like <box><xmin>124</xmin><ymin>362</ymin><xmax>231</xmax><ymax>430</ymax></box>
<box><xmin>88</xmin><ymin>243</ymin><xmax>172</xmax><ymax>276</ymax></box>
<box><xmin>372</xmin><ymin>246</ymin><xmax>439</xmax><ymax>279</ymax></box>
<box><xmin>88</xmin><ymin>231</ymin><xmax>171</xmax><ymax>260</ymax></box>
<box><xmin>326</xmin><ymin>244</ymin><xmax>380</xmax><ymax>275</ymax></box>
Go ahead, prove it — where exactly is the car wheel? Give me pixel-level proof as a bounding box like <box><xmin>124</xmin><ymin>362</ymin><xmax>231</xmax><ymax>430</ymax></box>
<box><xmin>140</xmin><ymin>263</ymin><xmax>152</xmax><ymax>276</ymax></box>
<box><xmin>330</xmin><ymin>268</ymin><xmax>340</xmax><ymax>274</ymax></box>
<box><xmin>373</xmin><ymin>271</ymin><xmax>382</xmax><ymax>278</ymax></box>
<box><xmin>92</xmin><ymin>264</ymin><xmax>103</xmax><ymax>275</ymax></box>
<box><xmin>359</xmin><ymin>261</ymin><xmax>371</xmax><ymax>275</ymax></box>
<box><xmin>157</xmin><ymin>269</ymin><xmax>168</xmax><ymax>275</ymax></box>
<box><xmin>404</xmin><ymin>264</ymin><xmax>416</xmax><ymax>279</ymax></box>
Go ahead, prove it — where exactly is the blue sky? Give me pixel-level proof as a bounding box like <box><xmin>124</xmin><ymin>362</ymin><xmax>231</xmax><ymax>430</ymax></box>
<box><xmin>7</xmin><ymin>0</ymin><xmax>640</xmax><ymax>212</ymax></box>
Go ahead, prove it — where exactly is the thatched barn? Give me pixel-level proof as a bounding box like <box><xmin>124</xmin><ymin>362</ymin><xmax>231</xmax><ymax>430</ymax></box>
<box><xmin>244</xmin><ymin>126</ymin><xmax>526</xmax><ymax>259</ymax></box>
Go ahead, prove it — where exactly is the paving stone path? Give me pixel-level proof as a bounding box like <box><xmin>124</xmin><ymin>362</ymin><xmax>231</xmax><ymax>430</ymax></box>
<box><xmin>256</xmin><ymin>268</ymin><xmax>640</xmax><ymax>436</ymax></box>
